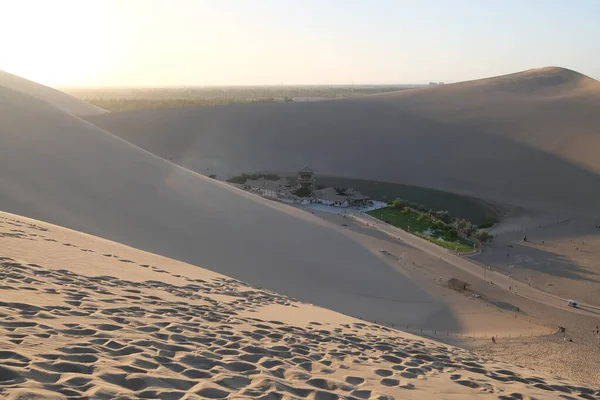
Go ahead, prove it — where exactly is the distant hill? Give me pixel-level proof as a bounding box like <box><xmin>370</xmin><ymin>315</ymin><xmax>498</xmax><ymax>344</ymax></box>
<box><xmin>0</xmin><ymin>69</ymin><xmax>106</xmax><ymax>116</ymax></box>
<box><xmin>87</xmin><ymin>67</ymin><xmax>600</xmax><ymax>215</ymax></box>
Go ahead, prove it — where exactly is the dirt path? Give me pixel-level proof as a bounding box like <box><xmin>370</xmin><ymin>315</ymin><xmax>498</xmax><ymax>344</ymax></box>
<box><xmin>350</xmin><ymin>211</ymin><xmax>600</xmax><ymax>319</ymax></box>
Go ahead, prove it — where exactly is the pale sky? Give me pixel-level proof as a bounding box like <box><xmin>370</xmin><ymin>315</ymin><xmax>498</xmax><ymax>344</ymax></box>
<box><xmin>1</xmin><ymin>0</ymin><xmax>599</xmax><ymax>87</ymax></box>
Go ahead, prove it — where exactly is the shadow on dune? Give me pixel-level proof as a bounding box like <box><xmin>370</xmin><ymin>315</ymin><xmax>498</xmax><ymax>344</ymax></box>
<box><xmin>474</xmin><ymin>243</ymin><xmax>600</xmax><ymax>283</ymax></box>
<box><xmin>0</xmin><ymin>87</ymin><xmax>461</xmax><ymax>332</ymax></box>
<box><xmin>87</xmin><ymin>96</ymin><xmax>600</xmax><ymax>216</ymax></box>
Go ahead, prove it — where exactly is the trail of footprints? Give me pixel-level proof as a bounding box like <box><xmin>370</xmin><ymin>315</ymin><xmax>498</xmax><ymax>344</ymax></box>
<box><xmin>1</xmin><ymin>216</ymin><xmax>600</xmax><ymax>399</ymax></box>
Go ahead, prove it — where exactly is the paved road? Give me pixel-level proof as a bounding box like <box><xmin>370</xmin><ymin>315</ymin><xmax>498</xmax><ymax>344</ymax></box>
<box><xmin>350</xmin><ymin>212</ymin><xmax>600</xmax><ymax>319</ymax></box>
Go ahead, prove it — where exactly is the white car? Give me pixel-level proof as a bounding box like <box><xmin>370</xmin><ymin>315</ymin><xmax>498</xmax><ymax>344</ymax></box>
<box><xmin>567</xmin><ymin>299</ymin><xmax>580</xmax><ymax>308</ymax></box>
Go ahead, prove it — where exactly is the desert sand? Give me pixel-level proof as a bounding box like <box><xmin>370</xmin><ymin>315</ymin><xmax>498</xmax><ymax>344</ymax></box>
<box><xmin>305</xmin><ymin>209</ymin><xmax>600</xmax><ymax>387</ymax></box>
<box><xmin>0</xmin><ymin>84</ymin><xmax>455</xmax><ymax>331</ymax></box>
<box><xmin>87</xmin><ymin>67</ymin><xmax>600</xmax><ymax>216</ymax></box>
<box><xmin>475</xmin><ymin>215</ymin><xmax>600</xmax><ymax>306</ymax></box>
<box><xmin>2</xmin><ymin>211</ymin><xmax>599</xmax><ymax>399</ymax></box>
<box><xmin>3</xmin><ymin>68</ymin><xmax>600</xmax><ymax>396</ymax></box>
<box><xmin>0</xmin><ymin>70</ymin><xmax>106</xmax><ymax>116</ymax></box>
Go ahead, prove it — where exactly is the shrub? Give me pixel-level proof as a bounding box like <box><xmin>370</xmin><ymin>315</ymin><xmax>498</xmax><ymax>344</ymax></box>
<box><xmin>263</xmin><ymin>173</ymin><xmax>280</xmax><ymax>181</ymax></box>
<box><xmin>417</xmin><ymin>213</ymin><xmax>426</xmax><ymax>222</ymax></box>
<box><xmin>227</xmin><ymin>175</ymin><xmax>247</xmax><ymax>184</ymax></box>
<box><xmin>391</xmin><ymin>199</ymin><xmax>405</xmax><ymax>209</ymax></box>
<box><xmin>435</xmin><ymin>210</ymin><xmax>451</xmax><ymax>223</ymax></box>
<box><xmin>208</xmin><ymin>174</ymin><xmax>217</xmax><ymax>179</ymax></box>
<box><xmin>452</xmin><ymin>218</ymin><xmax>467</xmax><ymax>230</ymax></box>
<box><xmin>474</xmin><ymin>230</ymin><xmax>494</xmax><ymax>242</ymax></box>
<box><xmin>401</xmin><ymin>206</ymin><xmax>410</xmax><ymax>215</ymax></box>
<box><xmin>463</xmin><ymin>222</ymin><xmax>476</xmax><ymax>237</ymax></box>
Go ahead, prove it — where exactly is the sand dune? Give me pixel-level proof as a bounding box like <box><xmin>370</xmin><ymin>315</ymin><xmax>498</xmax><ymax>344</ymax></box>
<box><xmin>2</xmin><ymin>212</ymin><xmax>599</xmax><ymax>399</ymax></box>
<box><xmin>0</xmin><ymin>84</ymin><xmax>452</xmax><ymax>330</ymax></box>
<box><xmin>0</xmin><ymin>70</ymin><xmax>106</xmax><ymax>116</ymax></box>
<box><xmin>87</xmin><ymin>67</ymin><xmax>600</xmax><ymax>215</ymax></box>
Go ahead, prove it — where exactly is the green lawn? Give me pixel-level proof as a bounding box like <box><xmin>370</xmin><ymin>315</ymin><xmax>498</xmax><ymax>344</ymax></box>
<box><xmin>367</xmin><ymin>207</ymin><xmax>475</xmax><ymax>254</ymax></box>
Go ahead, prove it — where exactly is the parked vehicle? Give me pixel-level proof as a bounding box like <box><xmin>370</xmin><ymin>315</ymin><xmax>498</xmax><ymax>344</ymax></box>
<box><xmin>567</xmin><ymin>299</ymin><xmax>580</xmax><ymax>308</ymax></box>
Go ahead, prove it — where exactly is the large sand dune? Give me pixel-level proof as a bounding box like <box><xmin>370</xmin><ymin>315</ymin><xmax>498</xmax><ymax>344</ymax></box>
<box><xmin>87</xmin><ymin>67</ymin><xmax>600</xmax><ymax>215</ymax></box>
<box><xmin>2</xmin><ymin>211</ymin><xmax>598</xmax><ymax>399</ymax></box>
<box><xmin>0</xmin><ymin>85</ymin><xmax>451</xmax><ymax>330</ymax></box>
<box><xmin>0</xmin><ymin>70</ymin><xmax>106</xmax><ymax>116</ymax></box>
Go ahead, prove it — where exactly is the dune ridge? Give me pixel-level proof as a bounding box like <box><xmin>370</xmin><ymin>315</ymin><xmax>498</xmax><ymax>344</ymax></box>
<box><xmin>87</xmin><ymin>66</ymin><xmax>600</xmax><ymax>215</ymax></box>
<box><xmin>404</xmin><ymin>67</ymin><xmax>599</xmax><ymax>95</ymax></box>
<box><xmin>2</xmin><ymin>211</ymin><xmax>599</xmax><ymax>399</ymax></box>
<box><xmin>0</xmin><ymin>70</ymin><xmax>106</xmax><ymax>116</ymax></box>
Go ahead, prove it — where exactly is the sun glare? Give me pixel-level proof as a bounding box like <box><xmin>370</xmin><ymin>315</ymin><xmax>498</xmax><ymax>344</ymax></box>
<box><xmin>1</xmin><ymin>1</ymin><xmax>117</xmax><ymax>86</ymax></box>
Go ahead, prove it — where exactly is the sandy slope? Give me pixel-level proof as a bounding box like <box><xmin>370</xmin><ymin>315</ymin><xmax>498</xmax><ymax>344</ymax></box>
<box><xmin>2</xmin><ymin>212</ymin><xmax>599</xmax><ymax>399</ymax></box>
<box><xmin>87</xmin><ymin>67</ymin><xmax>600</xmax><ymax>215</ymax></box>
<box><xmin>0</xmin><ymin>85</ymin><xmax>454</xmax><ymax>331</ymax></box>
<box><xmin>0</xmin><ymin>70</ymin><xmax>106</xmax><ymax>116</ymax></box>
<box><xmin>476</xmin><ymin>216</ymin><xmax>600</xmax><ymax>306</ymax></box>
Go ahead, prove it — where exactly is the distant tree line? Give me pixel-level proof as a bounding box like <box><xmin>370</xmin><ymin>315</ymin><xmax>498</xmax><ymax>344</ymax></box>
<box><xmin>226</xmin><ymin>173</ymin><xmax>281</xmax><ymax>184</ymax></box>
<box><xmin>86</xmin><ymin>98</ymin><xmax>280</xmax><ymax>112</ymax></box>
<box><xmin>67</xmin><ymin>85</ymin><xmax>418</xmax><ymax>102</ymax></box>
<box><xmin>66</xmin><ymin>85</ymin><xmax>420</xmax><ymax>112</ymax></box>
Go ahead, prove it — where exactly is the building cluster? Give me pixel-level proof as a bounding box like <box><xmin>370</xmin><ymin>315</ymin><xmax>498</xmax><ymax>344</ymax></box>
<box><xmin>242</xmin><ymin>166</ymin><xmax>370</xmax><ymax>208</ymax></box>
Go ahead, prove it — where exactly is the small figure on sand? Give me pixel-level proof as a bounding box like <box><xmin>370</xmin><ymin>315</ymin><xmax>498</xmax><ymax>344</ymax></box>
<box><xmin>492</xmin><ymin>336</ymin><xmax>496</xmax><ymax>344</ymax></box>
<box><xmin>559</xmin><ymin>326</ymin><xmax>566</xmax><ymax>340</ymax></box>
<box><xmin>523</xmin><ymin>235</ymin><xmax>527</xmax><ymax>242</ymax></box>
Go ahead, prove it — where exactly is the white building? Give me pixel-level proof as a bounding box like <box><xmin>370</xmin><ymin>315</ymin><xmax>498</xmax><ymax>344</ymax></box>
<box><xmin>313</xmin><ymin>187</ymin><xmax>371</xmax><ymax>208</ymax></box>
<box><xmin>314</xmin><ymin>187</ymin><xmax>350</xmax><ymax>207</ymax></box>
<box><xmin>244</xmin><ymin>178</ymin><xmax>292</xmax><ymax>199</ymax></box>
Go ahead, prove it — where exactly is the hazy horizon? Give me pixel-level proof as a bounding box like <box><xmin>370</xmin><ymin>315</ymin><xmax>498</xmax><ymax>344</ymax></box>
<box><xmin>58</xmin><ymin>83</ymin><xmax>424</xmax><ymax>90</ymax></box>
<box><xmin>2</xmin><ymin>0</ymin><xmax>600</xmax><ymax>87</ymax></box>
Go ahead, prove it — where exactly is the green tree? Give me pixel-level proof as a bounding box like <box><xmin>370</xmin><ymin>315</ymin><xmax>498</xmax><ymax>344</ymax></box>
<box><xmin>391</xmin><ymin>200</ymin><xmax>403</xmax><ymax>209</ymax></box>
<box><xmin>474</xmin><ymin>230</ymin><xmax>494</xmax><ymax>242</ymax></box>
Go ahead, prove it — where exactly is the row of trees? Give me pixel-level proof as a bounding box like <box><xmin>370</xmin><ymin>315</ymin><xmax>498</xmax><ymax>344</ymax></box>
<box><xmin>390</xmin><ymin>199</ymin><xmax>494</xmax><ymax>242</ymax></box>
<box><xmin>86</xmin><ymin>97</ymin><xmax>283</xmax><ymax>112</ymax></box>
<box><xmin>452</xmin><ymin>218</ymin><xmax>493</xmax><ymax>242</ymax></box>
<box><xmin>226</xmin><ymin>173</ymin><xmax>281</xmax><ymax>184</ymax></box>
